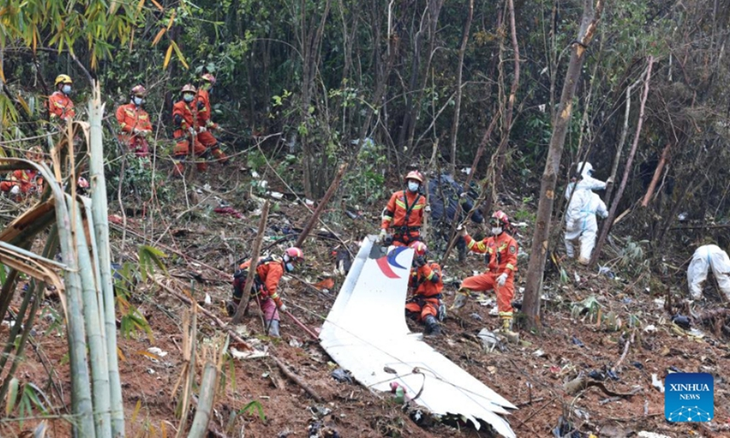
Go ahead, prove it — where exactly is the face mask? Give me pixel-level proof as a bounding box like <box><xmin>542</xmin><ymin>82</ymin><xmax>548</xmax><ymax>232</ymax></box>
<box><xmin>62</xmin><ymin>85</ymin><xmax>72</xmax><ymax>95</ymax></box>
<box><xmin>285</xmin><ymin>262</ymin><xmax>295</xmax><ymax>273</ymax></box>
<box><xmin>491</xmin><ymin>227</ymin><xmax>503</xmax><ymax>236</ymax></box>
<box><xmin>183</xmin><ymin>93</ymin><xmax>194</xmax><ymax>103</ymax></box>
<box><xmin>133</xmin><ymin>97</ymin><xmax>144</xmax><ymax>106</ymax></box>
<box><xmin>407</xmin><ymin>181</ymin><xmax>420</xmax><ymax>192</ymax></box>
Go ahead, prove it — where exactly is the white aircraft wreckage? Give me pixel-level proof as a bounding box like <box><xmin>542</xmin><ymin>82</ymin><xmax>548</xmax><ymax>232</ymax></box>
<box><xmin>319</xmin><ymin>237</ymin><xmax>517</xmax><ymax>437</ymax></box>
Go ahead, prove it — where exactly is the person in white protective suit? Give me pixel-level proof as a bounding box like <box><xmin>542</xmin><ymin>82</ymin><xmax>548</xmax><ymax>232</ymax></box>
<box><xmin>564</xmin><ymin>161</ymin><xmax>607</xmax><ymax>200</ymax></box>
<box><xmin>565</xmin><ymin>190</ymin><xmax>608</xmax><ymax>264</ymax></box>
<box><xmin>687</xmin><ymin>244</ymin><xmax>730</xmax><ymax>301</ymax></box>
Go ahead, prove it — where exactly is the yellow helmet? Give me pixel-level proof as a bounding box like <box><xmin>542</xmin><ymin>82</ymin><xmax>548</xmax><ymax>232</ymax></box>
<box><xmin>55</xmin><ymin>74</ymin><xmax>73</xmax><ymax>86</ymax></box>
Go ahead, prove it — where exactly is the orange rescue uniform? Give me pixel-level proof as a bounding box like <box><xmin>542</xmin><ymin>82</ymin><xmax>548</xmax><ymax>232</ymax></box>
<box><xmin>406</xmin><ymin>261</ymin><xmax>443</xmax><ymax>321</ymax></box>
<box><xmin>461</xmin><ymin>232</ymin><xmax>518</xmax><ymax>319</ymax></box>
<box><xmin>0</xmin><ymin>169</ymin><xmax>40</xmax><ymax>197</ymax></box>
<box><xmin>48</xmin><ymin>91</ymin><xmax>75</xmax><ymax>121</ymax></box>
<box><xmin>115</xmin><ymin>103</ymin><xmax>153</xmax><ymax>157</ymax></box>
<box><xmin>172</xmin><ymin>99</ymin><xmax>209</xmax><ymax>170</ymax></box>
<box><xmin>194</xmin><ymin>90</ymin><xmax>227</xmax><ymax>162</ymax></box>
<box><xmin>381</xmin><ymin>190</ymin><xmax>427</xmax><ymax>245</ymax></box>
<box><xmin>235</xmin><ymin>256</ymin><xmax>285</xmax><ymax>322</ymax></box>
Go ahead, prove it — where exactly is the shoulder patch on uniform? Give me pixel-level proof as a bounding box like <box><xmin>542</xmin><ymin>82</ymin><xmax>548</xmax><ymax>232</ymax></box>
<box><xmin>509</xmin><ymin>245</ymin><xmax>516</xmax><ymax>254</ymax></box>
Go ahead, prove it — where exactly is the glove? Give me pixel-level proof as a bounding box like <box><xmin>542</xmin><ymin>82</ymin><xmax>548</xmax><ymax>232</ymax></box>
<box><xmin>497</xmin><ymin>273</ymin><xmax>508</xmax><ymax>286</ymax></box>
<box><xmin>208</xmin><ymin>122</ymin><xmax>219</xmax><ymax>130</ymax></box>
<box><xmin>142</xmin><ymin>129</ymin><xmax>152</xmax><ymax>137</ymax></box>
<box><xmin>566</xmin><ymin>220</ymin><xmax>576</xmax><ymax>230</ymax></box>
<box><xmin>379</xmin><ymin>229</ymin><xmax>388</xmax><ymax>242</ymax></box>
<box><xmin>198</xmin><ymin>126</ymin><xmax>207</xmax><ymax>133</ymax></box>
<box><xmin>600</xmin><ymin>211</ymin><xmax>608</xmax><ymax>219</ymax></box>
<box><xmin>458</xmin><ymin>225</ymin><xmax>468</xmax><ymax>237</ymax></box>
<box><xmin>425</xmin><ymin>205</ymin><xmax>431</xmax><ymax>213</ymax></box>
<box><xmin>132</xmin><ymin>128</ymin><xmax>141</xmax><ymax>135</ymax></box>
<box><xmin>606</xmin><ymin>176</ymin><xmax>614</xmax><ymax>184</ymax></box>
<box><xmin>9</xmin><ymin>185</ymin><xmax>20</xmax><ymax>196</ymax></box>
<box><xmin>278</xmin><ymin>303</ymin><xmax>288</xmax><ymax>313</ymax></box>
<box><xmin>188</xmin><ymin>127</ymin><xmax>196</xmax><ymax>136</ymax></box>
<box><xmin>415</xmin><ymin>256</ymin><xmax>426</xmax><ymax>267</ymax></box>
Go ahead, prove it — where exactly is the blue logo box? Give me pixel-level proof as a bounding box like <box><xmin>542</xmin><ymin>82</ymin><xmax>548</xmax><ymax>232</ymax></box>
<box><xmin>665</xmin><ymin>373</ymin><xmax>714</xmax><ymax>422</ymax></box>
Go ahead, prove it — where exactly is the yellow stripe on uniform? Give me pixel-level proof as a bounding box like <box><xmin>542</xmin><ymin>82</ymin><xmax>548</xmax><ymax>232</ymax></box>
<box><xmin>506</xmin><ymin>263</ymin><xmax>515</xmax><ymax>270</ymax></box>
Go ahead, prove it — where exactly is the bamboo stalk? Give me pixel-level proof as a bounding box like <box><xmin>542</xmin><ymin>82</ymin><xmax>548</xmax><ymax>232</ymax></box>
<box><xmin>70</xmin><ymin>197</ymin><xmax>112</xmax><ymax>437</ymax></box>
<box><xmin>232</xmin><ymin>201</ymin><xmax>270</xmax><ymax>324</ymax></box>
<box><xmin>187</xmin><ymin>363</ymin><xmax>219</xmax><ymax>438</ymax></box>
<box><xmin>88</xmin><ymin>81</ymin><xmax>125</xmax><ymax>436</ymax></box>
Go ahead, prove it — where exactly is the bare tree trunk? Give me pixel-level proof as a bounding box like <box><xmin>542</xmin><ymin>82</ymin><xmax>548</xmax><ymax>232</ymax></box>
<box><xmin>231</xmin><ymin>201</ymin><xmax>270</xmax><ymax>325</ymax></box>
<box><xmin>605</xmin><ymin>83</ymin><xmax>632</xmax><ymax>205</ymax></box>
<box><xmin>522</xmin><ymin>0</ymin><xmax>605</xmax><ymax>327</ymax></box>
<box><xmin>483</xmin><ymin>0</ymin><xmax>521</xmax><ymax>214</ymax></box>
<box><xmin>641</xmin><ymin>143</ymin><xmax>670</xmax><ymax>207</ymax></box>
<box><xmin>448</xmin><ymin>0</ymin><xmax>474</xmax><ymax>175</ymax></box>
<box><xmin>590</xmin><ymin>57</ymin><xmax>654</xmax><ymax>267</ymax></box>
<box><xmin>295</xmin><ymin>163</ymin><xmax>348</xmax><ymax>248</ymax></box>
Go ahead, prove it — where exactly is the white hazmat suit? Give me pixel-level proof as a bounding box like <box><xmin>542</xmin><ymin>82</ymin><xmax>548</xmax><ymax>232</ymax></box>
<box><xmin>564</xmin><ymin>162</ymin><xmax>607</xmax><ymax>200</ymax></box>
<box><xmin>687</xmin><ymin>244</ymin><xmax>730</xmax><ymax>301</ymax></box>
<box><xmin>565</xmin><ymin>191</ymin><xmax>608</xmax><ymax>264</ymax></box>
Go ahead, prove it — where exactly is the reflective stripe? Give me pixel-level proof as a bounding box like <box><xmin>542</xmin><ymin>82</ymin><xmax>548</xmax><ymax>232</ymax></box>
<box><xmin>270</xmin><ymin>292</ymin><xmax>279</xmax><ymax>300</ymax></box>
<box><xmin>426</xmin><ymin>270</ymin><xmax>435</xmax><ymax>280</ymax></box>
<box><xmin>411</xmin><ymin>204</ymin><xmax>425</xmax><ymax>210</ymax></box>
<box><xmin>467</xmin><ymin>239</ymin><xmax>476</xmax><ymax>249</ymax></box>
<box><xmin>498</xmin><ymin>311</ymin><xmax>513</xmax><ymax>318</ymax></box>
<box><xmin>395</xmin><ymin>199</ymin><xmax>407</xmax><ymax>209</ymax></box>
<box><xmin>382</xmin><ymin>215</ymin><xmax>393</xmax><ymax>221</ymax></box>
<box><xmin>506</xmin><ymin>263</ymin><xmax>515</xmax><ymax>271</ymax></box>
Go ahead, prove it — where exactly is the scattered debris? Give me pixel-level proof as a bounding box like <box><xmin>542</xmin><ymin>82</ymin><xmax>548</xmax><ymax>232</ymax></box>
<box><xmin>571</xmin><ymin>336</ymin><xmax>585</xmax><ymax>348</ymax></box>
<box><xmin>213</xmin><ymin>206</ymin><xmax>244</xmax><ymax>219</ymax></box>
<box><xmin>651</xmin><ymin>373</ymin><xmax>665</xmax><ymax>393</ymax></box>
<box><xmin>532</xmin><ymin>349</ymin><xmax>546</xmax><ymax>358</ymax></box>
<box><xmin>477</xmin><ymin>328</ymin><xmax>501</xmax><ymax>352</ymax></box>
<box><xmin>643</xmin><ymin>324</ymin><xmax>656</xmax><ymax>333</ymax></box>
<box><xmin>330</xmin><ymin>368</ymin><xmax>353</xmax><ymax>384</ymax></box>
<box><xmin>638</xmin><ymin>432</ymin><xmax>671</xmax><ymax>438</ymax></box>
<box><xmin>672</xmin><ymin>314</ymin><xmax>691</xmax><ymax>330</ymax></box>
<box><xmin>470</xmin><ymin>312</ymin><xmax>483</xmax><ymax>321</ymax></box>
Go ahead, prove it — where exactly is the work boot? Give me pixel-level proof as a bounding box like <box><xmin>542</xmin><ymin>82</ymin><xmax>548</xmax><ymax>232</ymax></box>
<box><xmin>267</xmin><ymin>320</ymin><xmax>281</xmax><ymax>338</ymax></box>
<box><xmin>211</xmin><ymin>147</ymin><xmax>229</xmax><ymax>164</ymax></box>
<box><xmin>577</xmin><ymin>256</ymin><xmax>589</xmax><ymax>265</ymax></box>
<box><xmin>226</xmin><ymin>299</ymin><xmax>241</xmax><ymax>317</ymax></box>
<box><xmin>500</xmin><ymin>315</ymin><xmax>519</xmax><ymax>343</ymax></box>
<box><xmin>424</xmin><ymin>315</ymin><xmax>441</xmax><ymax>336</ymax></box>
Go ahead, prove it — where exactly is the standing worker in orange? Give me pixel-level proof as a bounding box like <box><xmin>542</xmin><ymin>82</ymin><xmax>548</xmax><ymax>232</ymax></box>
<box><xmin>194</xmin><ymin>73</ymin><xmax>229</xmax><ymax>163</ymax></box>
<box><xmin>172</xmin><ymin>84</ymin><xmax>210</xmax><ymax>175</ymax></box>
<box><xmin>454</xmin><ymin>211</ymin><xmax>519</xmax><ymax>334</ymax></box>
<box><xmin>115</xmin><ymin>85</ymin><xmax>153</xmax><ymax>158</ymax></box>
<box><xmin>380</xmin><ymin>170</ymin><xmax>427</xmax><ymax>246</ymax></box>
<box><xmin>228</xmin><ymin>247</ymin><xmax>304</xmax><ymax>337</ymax></box>
<box><xmin>48</xmin><ymin>74</ymin><xmax>76</xmax><ymax>123</ymax></box>
<box><xmin>405</xmin><ymin>242</ymin><xmax>444</xmax><ymax>336</ymax></box>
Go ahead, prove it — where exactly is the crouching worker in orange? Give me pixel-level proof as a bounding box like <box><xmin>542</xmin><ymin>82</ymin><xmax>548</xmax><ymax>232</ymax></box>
<box><xmin>116</xmin><ymin>85</ymin><xmax>153</xmax><ymax>158</ymax></box>
<box><xmin>194</xmin><ymin>73</ymin><xmax>229</xmax><ymax>164</ymax></box>
<box><xmin>227</xmin><ymin>247</ymin><xmax>304</xmax><ymax>337</ymax></box>
<box><xmin>171</xmin><ymin>84</ymin><xmax>210</xmax><ymax>175</ymax></box>
<box><xmin>455</xmin><ymin>210</ymin><xmax>518</xmax><ymax>333</ymax></box>
<box><xmin>1</xmin><ymin>147</ymin><xmax>45</xmax><ymax>201</ymax></box>
<box><xmin>380</xmin><ymin>170</ymin><xmax>427</xmax><ymax>246</ymax></box>
<box><xmin>406</xmin><ymin>242</ymin><xmax>444</xmax><ymax>336</ymax></box>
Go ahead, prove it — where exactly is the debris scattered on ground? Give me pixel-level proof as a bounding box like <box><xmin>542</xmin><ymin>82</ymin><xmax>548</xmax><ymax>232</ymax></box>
<box><xmin>330</xmin><ymin>368</ymin><xmax>353</xmax><ymax>384</ymax></box>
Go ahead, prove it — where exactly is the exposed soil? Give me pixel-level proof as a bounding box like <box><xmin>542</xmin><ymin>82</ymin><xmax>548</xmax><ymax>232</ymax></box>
<box><xmin>2</xmin><ymin>165</ymin><xmax>730</xmax><ymax>438</ymax></box>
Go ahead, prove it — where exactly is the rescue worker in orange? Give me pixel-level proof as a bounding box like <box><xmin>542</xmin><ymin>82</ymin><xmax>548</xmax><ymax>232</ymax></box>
<box><xmin>115</xmin><ymin>85</ymin><xmax>153</xmax><ymax>158</ymax></box>
<box><xmin>228</xmin><ymin>247</ymin><xmax>304</xmax><ymax>337</ymax></box>
<box><xmin>1</xmin><ymin>147</ymin><xmax>44</xmax><ymax>201</ymax></box>
<box><xmin>192</xmin><ymin>73</ymin><xmax>228</xmax><ymax>163</ymax></box>
<box><xmin>405</xmin><ymin>242</ymin><xmax>444</xmax><ymax>336</ymax></box>
<box><xmin>48</xmin><ymin>74</ymin><xmax>76</xmax><ymax>123</ymax></box>
<box><xmin>171</xmin><ymin>84</ymin><xmax>212</xmax><ymax>175</ymax></box>
<box><xmin>455</xmin><ymin>211</ymin><xmax>519</xmax><ymax>333</ymax></box>
<box><xmin>380</xmin><ymin>170</ymin><xmax>427</xmax><ymax>246</ymax></box>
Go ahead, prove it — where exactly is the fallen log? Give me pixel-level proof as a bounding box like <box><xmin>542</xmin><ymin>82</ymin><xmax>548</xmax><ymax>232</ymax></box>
<box><xmin>271</xmin><ymin>356</ymin><xmax>324</xmax><ymax>402</ymax></box>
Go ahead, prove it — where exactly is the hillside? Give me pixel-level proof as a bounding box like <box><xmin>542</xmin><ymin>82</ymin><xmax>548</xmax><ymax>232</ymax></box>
<box><xmin>2</xmin><ymin>164</ymin><xmax>729</xmax><ymax>438</ymax></box>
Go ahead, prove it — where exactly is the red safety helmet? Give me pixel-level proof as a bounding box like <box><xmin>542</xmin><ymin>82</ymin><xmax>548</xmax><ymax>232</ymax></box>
<box><xmin>181</xmin><ymin>84</ymin><xmax>197</xmax><ymax>94</ymax></box>
<box><xmin>201</xmin><ymin>73</ymin><xmax>216</xmax><ymax>85</ymax></box>
<box><xmin>405</xmin><ymin>170</ymin><xmax>424</xmax><ymax>184</ymax></box>
<box><xmin>284</xmin><ymin>247</ymin><xmax>304</xmax><ymax>262</ymax></box>
<box><xmin>491</xmin><ymin>210</ymin><xmax>510</xmax><ymax>228</ymax></box>
<box><xmin>131</xmin><ymin>85</ymin><xmax>147</xmax><ymax>97</ymax></box>
<box><xmin>410</xmin><ymin>241</ymin><xmax>428</xmax><ymax>257</ymax></box>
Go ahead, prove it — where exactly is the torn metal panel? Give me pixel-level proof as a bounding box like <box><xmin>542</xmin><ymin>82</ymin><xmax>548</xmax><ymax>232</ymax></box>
<box><xmin>320</xmin><ymin>237</ymin><xmax>516</xmax><ymax>437</ymax></box>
